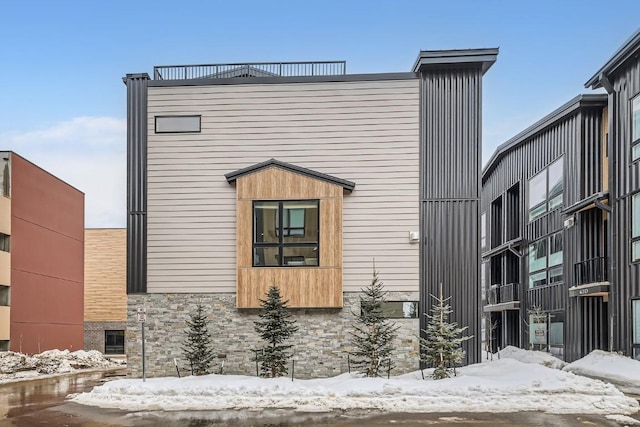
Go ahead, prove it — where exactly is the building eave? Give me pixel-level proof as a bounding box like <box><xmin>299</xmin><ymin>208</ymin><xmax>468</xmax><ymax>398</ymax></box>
<box><xmin>585</xmin><ymin>28</ymin><xmax>640</xmax><ymax>89</ymax></box>
<box><xmin>225</xmin><ymin>158</ymin><xmax>356</xmax><ymax>192</ymax></box>
<box><xmin>482</xmin><ymin>94</ymin><xmax>608</xmax><ymax>181</ymax></box>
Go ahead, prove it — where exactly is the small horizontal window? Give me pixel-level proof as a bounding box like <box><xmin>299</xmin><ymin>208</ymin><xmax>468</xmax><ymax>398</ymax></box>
<box><xmin>155</xmin><ymin>115</ymin><xmax>201</xmax><ymax>133</ymax></box>
<box><xmin>361</xmin><ymin>301</ymin><xmax>418</xmax><ymax>318</ymax></box>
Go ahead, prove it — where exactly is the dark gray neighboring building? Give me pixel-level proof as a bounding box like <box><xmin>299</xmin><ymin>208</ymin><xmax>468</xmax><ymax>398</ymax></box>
<box><xmin>482</xmin><ymin>29</ymin><xmax>640</xmax><ymax>362</ymax></box>
<box><xmin>124</xmin><ymin>50</ymin><xmax>497</xmax><ymax>378</ymax></box>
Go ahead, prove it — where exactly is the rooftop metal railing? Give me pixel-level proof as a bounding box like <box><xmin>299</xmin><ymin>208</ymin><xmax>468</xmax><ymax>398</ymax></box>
<box><xmin>153</xmin><ymin>61</ymin><xmax>347</xmax><ymax>80</ymax></box>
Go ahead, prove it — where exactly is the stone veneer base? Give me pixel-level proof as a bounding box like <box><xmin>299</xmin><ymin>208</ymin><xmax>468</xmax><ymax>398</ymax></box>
<box><xmin>126</xmin><ymin>292</ymin><xmax>420</xmax><ymax>379</ymax></box>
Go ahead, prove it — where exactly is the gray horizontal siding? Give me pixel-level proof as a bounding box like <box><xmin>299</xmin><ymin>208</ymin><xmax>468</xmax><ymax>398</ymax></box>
<box><xmin>146</xmin><ymin>79</ymin><xmax>420</xmax><ymax>294</ymax></box>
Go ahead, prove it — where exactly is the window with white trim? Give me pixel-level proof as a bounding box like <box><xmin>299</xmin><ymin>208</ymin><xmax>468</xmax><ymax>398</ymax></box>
<box><xmin>528</xmin><ymin>157</ymin><xmax>563</xmax><ymax>221</ymax></box>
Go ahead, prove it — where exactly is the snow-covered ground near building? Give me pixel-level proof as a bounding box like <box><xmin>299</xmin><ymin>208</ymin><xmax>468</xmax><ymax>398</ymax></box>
<box><xmin>71</xmin><ymin>357</ymin><xmax>638</xmax><ymax>415</ymax></box>
<box><xmin>563</xmin><ymin>350</ymin><xmax>640</xmax><ymax>396</ymax></box>
<box><xmin>0</xmin><ymin>349</ymin><xmax>124</xmax><ymax>384</ymax></box>
<box><xmin>489</xmin><ymin>346</ymin><xmax>567</xmax><ymax>369</ymax></box>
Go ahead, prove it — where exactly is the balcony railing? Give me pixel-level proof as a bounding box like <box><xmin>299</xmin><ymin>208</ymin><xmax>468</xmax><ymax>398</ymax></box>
<box><xmin>486</xmin><ymin>283</ymin><xmax>521</xmax><ymax>305</ymax></box>
<box><xmin>153</xmin><ymin>61</ymin><xmax>347</xmax><ymax>80</ymax></box>
<box><xmin>574</xmin><ymin>257</ymin><xmax>608</xmax><ymax>286</ymax></box>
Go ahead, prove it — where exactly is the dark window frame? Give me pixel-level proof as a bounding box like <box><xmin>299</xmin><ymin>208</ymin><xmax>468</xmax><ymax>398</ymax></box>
<box><xmin>360</xmin><ymin>300</ymin><xmax>419</xmax><ymax>319</ymax></box>
<box><xmin>632</xmin><ymin>191</ymin><xmax>640</xmax><ymax>263</ymax></box>
<box><xmin>632</xmin><ymin>298</ymin><xmax>640</xmax><ymax>360</ymax></box>
<box><xmin>104</xmin><ymin>330</ymin><xmax>125</xmax><ymax>355</ymax></box>
<box><xmin>252</xmin><ymin>199</ymin><xmax>319</xmax><ymax>267</ymax></box>
<box><xmin>154</xmin><ymin>115</ymin><xmax>202</xmax><ymax>134</ymax></box>
<box><xmin>481</xmin><ymin>212</ymin><xmax>487</xmax><ymax>249</ymax></box>
<box><xmin>528</xmin><ymin>157</ymin><xmax>564</xmax><ymax>222</ymax></box>
<box><xmin>631</xmin><ymin>94</ymin><xmax>640</xmax><ymax>162</ymax></box>
<box><xmin>528</xmin><ymin>231</ymin><xmax>563</xmax><ymax>288</ymax></box>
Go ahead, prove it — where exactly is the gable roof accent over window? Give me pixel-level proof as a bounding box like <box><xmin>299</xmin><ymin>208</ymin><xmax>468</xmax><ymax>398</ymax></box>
<box><xmin>225</xmin><ymin>159</ymin><xmax>356</xmax><ymax>193</ymax></box>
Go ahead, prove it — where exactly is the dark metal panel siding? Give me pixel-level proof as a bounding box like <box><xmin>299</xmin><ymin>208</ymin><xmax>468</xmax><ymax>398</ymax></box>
<box><xmin>482</xmin><ymin>104</ymin><xmax>607</xmax><ymax>361</ymax></box>
<box><xmin>422</xmin><ymin>200</ymin><xmax>480</xmax><ymax>363</ymax></box>
<box><xmin>422</xmin><ymin>68</ymin><xmax>481</xmax><ymax>200</ymax></box>
<box><xmin>125</xmin><ymin>74</ymin><xmax>149</xmax><ymax>294</ymax></box>
<box><xmin>420</xmin><ymin>66</ymin><xmax>483</xmax><ymax>365</ymax></box>
<box><xmin>610</xmin><ymin>59</ymin><xmax>640</xmax><ymax>356</ymax></box>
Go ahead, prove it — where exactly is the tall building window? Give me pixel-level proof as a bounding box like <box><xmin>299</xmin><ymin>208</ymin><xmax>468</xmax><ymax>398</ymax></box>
<box><xmin>632</xmin><ymin>95</ymin><xmax>640</xmax><ymax>161</ymax></box>
<box><xmin>0</xmin><ymin>234</ymin><xmax>10</xmax><ymax>252</ymax></box>
<box><xmin>528</xmin><ymin>231</ymin><xmax>563</xmax><ymax>288</ymax></box>
<box><xmin>528</xmin><ymin>157</ymin><xmax>564</xmax><ymax>221</ymax></box>
<box><xmin>633</xmin><ymin>299</ymin><xmax>640</xmax><ymax>360</ymax></box>
<box><xmin>633</xmin><ymin>193</ymin><xmax>640</xmax><ymax>261</ymax></box>
<box><xmin>253</xmin><ymin>200</ymin><xmax>319</xmax><ymax>267</ymax></box>
<box><xmin>481</xmin><ymin>212</ymin><xmax>486</xmax><ymax>249</ymax></box>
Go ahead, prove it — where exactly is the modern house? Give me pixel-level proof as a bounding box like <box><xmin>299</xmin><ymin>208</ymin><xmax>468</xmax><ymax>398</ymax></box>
<box><xmin>481</xmin><ymin>29</ymin><xmax>640</xmax><ymax>361</ymax></box>
<box><xmin>124</xmin><ymin>49</ymin><xmax>497</xmax><ymax>377</ymax></box>
<box><xmin>0</xmin><ymin>152</ymin><xmax>84</xmax><ymax>354</ymax></box>
<box><xmin>84</xmin><ymin>228</ymin><xmax>126</xmax><ymax>355</ymax></box>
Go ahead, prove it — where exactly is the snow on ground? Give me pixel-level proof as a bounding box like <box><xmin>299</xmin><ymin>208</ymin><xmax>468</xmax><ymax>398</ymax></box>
<box><xmin>0</xmin><ymin>349</ymin><xmax>124</xmax><ymax>384</ymax></box>
<box><xmin>606</xmin><ymin>414</ymin><xmax>640</xmax><ymax>425</ymax></box>
<box><xmin>71</xmin><ymin>358</ymin><xmax>638</xmax><ymax>415</ymax></box>
<box><xmin>490</xmin><ymin>345</ymin><xmax>566</xmax><ymax>369</ymax></box>
<box><xmin>563</xmin><ymin>350</ymin><xmax>640</xmax><ymax>396</ymax></box>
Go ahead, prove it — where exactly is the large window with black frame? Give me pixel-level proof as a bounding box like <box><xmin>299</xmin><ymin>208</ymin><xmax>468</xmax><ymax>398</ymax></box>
<box><xmin>253</xmin><ymin>200</ymin><xmax>319</xmax><ymax>267</ymax></box>
<box><xmin>528</xmin><ymin>157</ymin><xmax>563</xmax><ymax>221</ymax></box>
<box><xmin>528</xmin><ymin>231</ymin><xmax>563</xmax><ymax>288</ymax></box>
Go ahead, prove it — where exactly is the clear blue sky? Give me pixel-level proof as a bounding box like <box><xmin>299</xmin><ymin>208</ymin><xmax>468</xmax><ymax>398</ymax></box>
<box><xmin>0</xmin><ymin>0</ymin><xmax>638</xmax><ymax>227</ymax></box>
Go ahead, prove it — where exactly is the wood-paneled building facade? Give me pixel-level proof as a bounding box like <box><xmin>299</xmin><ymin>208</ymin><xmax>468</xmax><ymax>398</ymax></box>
<box><xmin>124</xmin><ymin>50</ymin><xmax>497</xmax><ymax>377</ymax></box>
<box><xmin>482</xmin><ymin>30</ymin><xmax>640</xmax><ymax>362</ymax></box>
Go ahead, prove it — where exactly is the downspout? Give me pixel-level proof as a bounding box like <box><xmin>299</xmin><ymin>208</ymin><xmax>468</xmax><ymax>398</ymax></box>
<box><xmin>599</xmin><ymin>72</ymin><xmax>615</xmax><ymax>352</ymax></box>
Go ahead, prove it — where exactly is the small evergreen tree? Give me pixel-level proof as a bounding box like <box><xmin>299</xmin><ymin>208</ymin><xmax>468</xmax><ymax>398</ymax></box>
<box><xmin>420</xmin><ymin>283</ymin><xmax>472</xmax><ymax>379</ymax></box>
<box><xmin>349</xmin><ymin>261</ymin><xmax>399</xmax><ymax>377</ymax></box>
<box><xmin>254</xmin><ymin>285</ymin><xmax>298</xmax><ymax>378</ymax></box>
<box><xmin>182</xmin><ymin>300</ymin><xmax>216</xmax><ymax>376</ymax></box>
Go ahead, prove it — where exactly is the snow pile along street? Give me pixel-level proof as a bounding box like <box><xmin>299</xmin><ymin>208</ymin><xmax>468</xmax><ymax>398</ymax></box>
<box><xmin>563</xmin><ymin>350</ymin><xmax>640</xmax><ymax>395</ymax></box>
<box><xmin>492</xmin><ymin>345</ymin><xmax>566</xmax><ymax>369</ymax></box>
<box><xmin>0</xmin><ymin>349</ymin><xmax>123</xmax><ymax>383</ymax></box>
<box><xmin>72</xmin><ymin>358</ymin><xmax>638</xmax><ymax>415</ymax></box>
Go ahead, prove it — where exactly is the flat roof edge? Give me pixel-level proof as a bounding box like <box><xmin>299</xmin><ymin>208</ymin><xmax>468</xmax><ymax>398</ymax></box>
<box><xmin>413</xmin><ymin>48</ymin><xmax>499</xmax><ymax>74</ymax></box>
<box><xmin>147</xmin><ymin>72</ymin><xmax>417</xmax><ymax>87</ymax></box>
